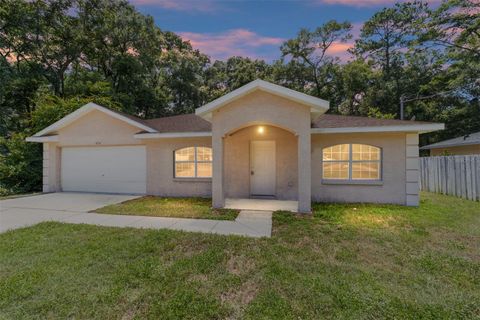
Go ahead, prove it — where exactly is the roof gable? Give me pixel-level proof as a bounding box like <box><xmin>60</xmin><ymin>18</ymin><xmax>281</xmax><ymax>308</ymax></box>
<box><xmin>195</xmin><ymin>79</ymin><xmax>329</xmax><ymax>121</ymax></box>
<box><xmin>32</xmin><ymin>102</ymin><xmax>157</xmax><ymax>137</ymax></box>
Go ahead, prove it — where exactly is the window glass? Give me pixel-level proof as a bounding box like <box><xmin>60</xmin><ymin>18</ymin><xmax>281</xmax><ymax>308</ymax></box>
<box><xmin>197</xmin><ymin>162</ymin><xmax>212</xmax><ymax>177</ymax></box>
<box><xmin>322</xmin><ymin>144</ymin><xmax>381</xmax><ymax>181</ymax></box>
<box><xmin>352</xmin><ymin>162</ymin><xmax>380</xmax><ymax>179</ymax></box>
<box><xmin>322</xmin><ymin>162</ymin><xmax>349</xmax><ymax>179</ymax></box>
<box><xmin>197</xmin><ymin>147</ymin><xmax>213</xmax><ymax>161</ymax></box>
<box><xmin>175</xmin><ymin>162</ymin><xmax>195</xmax><ymax>178</ymax></box>
<box><xmin>175</xmin><ymin>147</ymin><xmax>195</xmax><ymax>161</ymax></box>
<box><xmin>352</xmin><ymin>144</ymin><xmax>380</xmax><ymax>161</ymax></box>
<box><xmin>323</xmin><ymin>144</ymin><xmax>350</xmax><ymax>161</ymax></box>
<box><xmin>174</xmin><ymin>147</ymin><xmax>212</xmax><ymax>178</ymax></box>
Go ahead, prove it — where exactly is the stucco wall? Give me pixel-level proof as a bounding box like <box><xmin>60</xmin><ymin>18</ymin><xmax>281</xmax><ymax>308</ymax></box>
<box><xmin>40</xmin><ymin>104</ymin><xmax>414</xmax><ymax>208</ymax></box>
<box><xmin>210</xmin><ymin>90</ymin><xmax>312</xmax><ymax>211</ymax></box>
<box><xmin>145</xmin><ymin>137</ymin><xmax>212</xmax><ymax>197</ymax></box>
<box><xmin>430</xmin><ymin>144</ymin><xmax>480</xmax><ymax>156</ymax></box>
<box><xmin>311</xmin><ymin>132</ymin><xmax>407</xmax><ymax>205</ymax></box>
<box><xmin>43</xmin><ymin>142</ymin><xmax>61</xmax><ymax>192</ymax></box>
<box><xmin>45</xmin><ymin>110</ymin><xmax>212</xmax><ymax>196</ymax></box>
<box><xmin>211</xmin><ymin>90</ymin><xmax>311</xmax><ymax>136</ymax></box>
<box><xmin>224</xmin><ymin>125</ymin><xmax>298</xmax><ymax>200</ymax></box>
<box><xmin>57</xmin><ymin>110</ymin><xmax>142</xmax><ymax>146</ymax></box>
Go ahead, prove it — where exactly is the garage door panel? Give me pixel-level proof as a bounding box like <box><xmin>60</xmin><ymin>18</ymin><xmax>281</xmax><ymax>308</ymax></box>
<box><xmin>61</xmin><ymin>146</ymin><xmax>146</xmax><ymax>194</ymax></box>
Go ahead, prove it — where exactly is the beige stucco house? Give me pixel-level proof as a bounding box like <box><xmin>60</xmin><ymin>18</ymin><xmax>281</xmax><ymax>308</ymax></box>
<box><xmin>420</xmin><ymin>132</ymin><xmax>480</xmax><ymax>156</ymax></box>
<box><xmin>27</xmin><ymin>80</ymin><xmax>444</xmax><ymax>212</ymax></box>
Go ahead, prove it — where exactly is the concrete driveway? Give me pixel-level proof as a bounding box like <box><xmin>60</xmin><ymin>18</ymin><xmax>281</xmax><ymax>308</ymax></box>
<box><xmin>0</xmin><ymin>193</ymin><xmax>272</xmax><ymax>237</ymax></box>
<box><xmin>0</xmin><ymin>192</ymin><xmax>139</xmax><ymax>233</ymax></box>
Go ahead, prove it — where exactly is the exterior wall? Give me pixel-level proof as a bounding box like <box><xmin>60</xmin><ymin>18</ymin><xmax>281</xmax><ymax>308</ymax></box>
<box><xmin>146</xmin><ymin>137</ymin><xmax>212</xmax><ymax>197</ymax></box>
<box><xmin>212</xmin><ymin>91</ymin><xmax>311</xmax><ymax>136</ymax></box>
<box><xmin>224</xmin><ymin>125</ymin><xmax>298</xmax><ymax>200</ymax></box>
<box><xmin>430</xmin><ymin>144</ymin><xmax>480</xmax><ymax>156</ymax></box>
<box><xmin>41</xmin><ymin>110</ymin><xmax>212</xmax><ymax>196</ymax></box>
<box><xmin>211</xmin><ymin>90</ymin><xmax>312</xmax><ymax>212</ymax></box>
<box><xmin>405</xmin><ymin>133</ymin><xmax>419</xmax><ymax>206</ymax></box>
<box><xmin>39</xmin><ymin>103</ymin><xmax>418</xmax><ymax>208</ymax></box>
<box><xmin>57</xmin><ymin>110</ymin><xmax>142</xmax><ymax>146</ymax></box>
<box><xmin>311</xmin><ymin>132</ymin><xmax>407</xmax><ymax>205</ymax></box>
<box><xmin>43</xmin><ymin>110</ymin><xmax>144</xmax><ymax>193</ymax></box>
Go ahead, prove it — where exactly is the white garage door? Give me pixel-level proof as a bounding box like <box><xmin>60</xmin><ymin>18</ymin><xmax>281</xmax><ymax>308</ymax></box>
<box><xmin>61</xmin><ymin>146</ymin><xmax>146</xmax><ymax>194</ymax></box>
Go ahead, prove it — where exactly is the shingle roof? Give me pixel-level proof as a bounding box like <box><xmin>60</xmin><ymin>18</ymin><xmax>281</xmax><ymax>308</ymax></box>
<box><xmin>420</xmin><ymin>131</ymin><xmax>480</xmax><ymax>150</ymax></box>
<box><xmin>132</xmin><ymin>113</ymin><xmax>438</xmax><ymax>134</ymax></box>
<box><xmin>312</xmin><ymin>114</ymin><xmax>435</xmax><ymax>128</ymax></box>
<box><xmin>144</xmin><ymin>114</ymin><xmax>212</xmax><ymax>133</ymax></box>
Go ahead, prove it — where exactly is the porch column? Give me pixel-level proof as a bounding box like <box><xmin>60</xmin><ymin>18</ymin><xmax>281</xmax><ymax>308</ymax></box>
<box><xmin>212</xmin><ymin>131</ymin><xmax>225</xmax><ymax>208</ymax></box>
<box><xmin>297</xmin><ymin>131</ymin><xmax>311</xmax><ymax>213</ymax></box>
<box><xmin>43</xmin><ymin>142</ymin><xmax>61</xmax><ymax>192</ymax></box>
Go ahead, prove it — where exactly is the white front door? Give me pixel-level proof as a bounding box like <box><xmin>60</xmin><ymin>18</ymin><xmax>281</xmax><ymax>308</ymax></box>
<box><xmin>250</xmin><ymin>140</ymin><xmax>276</xmax><ymax>196</ymax></box>
<box><xmin>61</xmin><ymin>146</ymin><xmax>147</xmax><ymax>194</ymax></box>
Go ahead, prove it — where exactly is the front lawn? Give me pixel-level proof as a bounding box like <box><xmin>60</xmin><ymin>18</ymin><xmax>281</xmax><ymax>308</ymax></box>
<box><xmin>94</xmin><ymin>196</ymin><xmax>239</xmax><ymax>220</ymax></box>
<box><xmin>1</xmin><ymin>192</ymin><xmax>479</xmax><ymax>319</ymax></box>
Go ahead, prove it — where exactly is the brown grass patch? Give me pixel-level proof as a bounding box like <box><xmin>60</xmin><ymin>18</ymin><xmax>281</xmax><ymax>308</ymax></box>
<box><xmin>226</xmin><ymin>254</ymin><xmax>256</xmax><ymax>276</ymax></box>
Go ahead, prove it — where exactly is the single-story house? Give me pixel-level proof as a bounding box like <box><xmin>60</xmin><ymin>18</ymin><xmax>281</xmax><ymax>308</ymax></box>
<box><xmin>420</xmin><ymin>132</ymin><xmax>480</xmax><ymax>156</ymax></box>
<box><xmin>27</xmin><ymin>80</ymin><xmax>444</xmax><ymax>212</ymax></box>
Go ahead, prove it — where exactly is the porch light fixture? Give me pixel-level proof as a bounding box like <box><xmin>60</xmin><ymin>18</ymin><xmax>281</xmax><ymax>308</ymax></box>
<box><xmin>257</xmin><ymin>126</ymin><xmax>265</xmax><ymax>134</ymax></box>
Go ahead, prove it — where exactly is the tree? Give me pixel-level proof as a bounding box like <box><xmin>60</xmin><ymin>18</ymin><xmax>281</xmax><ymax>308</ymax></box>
<box><xmin>336</xmin><ymin>60</ymin><xmax>374</xmax><ymax>115</ymax></box>
<box><xmin>205</xmin><ymin>56</ymin><xmax>272</xmax><ymax>100</ymax></box>
<box><xmin>281</xmin><ymin>20</ymin><xmax>352</xmax><ymax>98</ymax></box>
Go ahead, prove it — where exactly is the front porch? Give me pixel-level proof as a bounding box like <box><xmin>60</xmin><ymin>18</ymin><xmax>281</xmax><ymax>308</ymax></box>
<box><xmin>213</xmin><ymin>123</ymin><xmax>311</xmax><ymax>213</ymax></box>
<box><xmin>199</xmin><ymin>87</ymin><xmax>318</xmax><ymax>213</ymax></box>
<box><xmin>224</xmin><ymin>198</ymin><xmax>298</xmax><ymax>212</ymax></box>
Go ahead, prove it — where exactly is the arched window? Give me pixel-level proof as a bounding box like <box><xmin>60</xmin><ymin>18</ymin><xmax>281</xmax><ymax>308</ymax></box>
<box><xmin>174</xmin><ymin>147</ymin><xmax>212</xmax><ymax>178</ymax></box>
<box><xmin>322</xmin><ymin>144</ymin><xmax>381</xmax><ymax>180</ymax></box>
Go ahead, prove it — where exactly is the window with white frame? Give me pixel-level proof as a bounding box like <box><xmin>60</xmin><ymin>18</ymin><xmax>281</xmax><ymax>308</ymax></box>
<box><xmin>322</xmin><ymin>144</ymin><xmax>381</xmax><ymax>180</ymax></box>
<box><xmin>174</xmin><ymin>147</ymin><xmax>212</xmax><ymax>178</ymax></box>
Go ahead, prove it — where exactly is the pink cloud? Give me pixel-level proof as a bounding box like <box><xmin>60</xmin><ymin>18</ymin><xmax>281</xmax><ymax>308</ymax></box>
<box><xmin>129</xmin><ymin>0</ymin><xmax>218</xmax><ymax>12</ymax></box>
<box><xmin>324</xmin><ymin>22</ymin><xmax>361</xmax><ymax>62</ymax></box>
<box><xmin>324</xmin><ymin>41</ymin><xmax>354</xmax><ymax>62</ymax></box>
<box><xmin>178</xmin><ymin>29</ymin><xmax>285</xmax><ymax>61</ymax></box>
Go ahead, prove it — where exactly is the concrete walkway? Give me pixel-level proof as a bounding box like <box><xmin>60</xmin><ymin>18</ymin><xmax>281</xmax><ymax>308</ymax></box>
<box><xmin>0</xmin><ymin>193</ymin><xmax>272</xmax><ymax>238</ymax></box>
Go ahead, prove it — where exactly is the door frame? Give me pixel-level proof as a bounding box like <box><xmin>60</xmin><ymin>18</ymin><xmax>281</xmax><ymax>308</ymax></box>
<box><xmin>249</xmin><ymin>140</ymin><xmax>276</xmax><ymax>196</ymax></box>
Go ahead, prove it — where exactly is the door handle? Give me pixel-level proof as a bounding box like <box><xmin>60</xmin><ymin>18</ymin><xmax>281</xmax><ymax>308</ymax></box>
<box><xmin>251</xmin><ymin>170</ymin><xmax>254</xmax><ymax>175</ymax></box>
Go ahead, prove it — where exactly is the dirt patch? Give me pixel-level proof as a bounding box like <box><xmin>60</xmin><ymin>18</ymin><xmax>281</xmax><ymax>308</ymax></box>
<box><xmin>226</xmin><ymin>254</ymin><xmax>256</xmax><ymax>276</ymax></box>
<box><xmin>221</xmin><ymin>279</ymin><xmax>259</xmax><ymax>319</ymax></box>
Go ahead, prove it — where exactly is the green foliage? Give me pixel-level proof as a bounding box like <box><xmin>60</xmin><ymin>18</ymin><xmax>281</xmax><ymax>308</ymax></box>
<box><xmin>0</xmin><ymin>133</ymin><xmax>41</xmax><ymax>194</ymax></box>
<box><xmin>366</xmin><ymin>107</ymin><xmax>396</xmax><ymax>119</ymax></box>
<box><xmin>0</xmin><ymin>0</ymin><xmax>479</xmax><ymax>193</ymax></box>
<box><xmin>281</xmin><ymin>20</ymin><xmax>352</xmax><ymax>97</ymax></box>
<box><xmin>30</xmin><ymin>94</ymin><xmax>121</xmax><ymax>133</ymax></box>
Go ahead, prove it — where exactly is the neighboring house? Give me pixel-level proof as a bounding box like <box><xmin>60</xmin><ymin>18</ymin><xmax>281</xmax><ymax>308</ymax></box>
<box><xmin>420</xmin><ymin>132</ymin><xmax>480</xmax><ymax>156</ymax></box>
<box><xmin>27</xmin><ymin>80</ymin><xmax>444</xmax><ymax>212</ymax></box>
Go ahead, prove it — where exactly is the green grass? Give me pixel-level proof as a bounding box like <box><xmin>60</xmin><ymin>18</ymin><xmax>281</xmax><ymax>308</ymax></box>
<box><xmin>1</xmin><ymin>192</ymin><xmax>479</xmax><ymax>319</ymax></box>
<box><xmin>94</xmin><ymin>196</ymin><xmax>239</xmax><ymax>220</ymax></box>
<box><xmin>0</xmin><ymin>192</ymin><xmax>41</xmax><ymax>200</ymax></box>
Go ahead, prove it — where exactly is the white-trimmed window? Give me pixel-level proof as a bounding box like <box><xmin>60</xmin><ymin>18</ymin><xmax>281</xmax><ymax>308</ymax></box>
<box><xmin>174</xmin><ymin>147</ymin><xmax>212</xmax><ymax>178</ymax></box>
<box><xmin>322</xmin><ymin>144</ymin><xmax>381</xmax><ymax>180</ymax></box>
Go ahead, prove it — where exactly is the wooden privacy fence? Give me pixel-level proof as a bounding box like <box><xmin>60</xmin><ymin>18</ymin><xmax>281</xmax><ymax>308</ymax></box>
<box><xmin>419</xmin><ymin>155</ymin><xmax>480</xmax><ymax>201</ymax></box>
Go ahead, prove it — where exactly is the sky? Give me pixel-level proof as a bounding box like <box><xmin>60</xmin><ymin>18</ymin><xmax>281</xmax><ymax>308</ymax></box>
<box><xmin>128</xmin><ymin>0</ymin><xmax>438</xmax><ymax>62</ymax></box>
